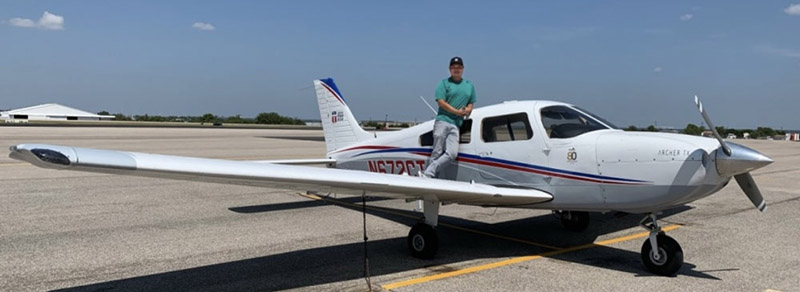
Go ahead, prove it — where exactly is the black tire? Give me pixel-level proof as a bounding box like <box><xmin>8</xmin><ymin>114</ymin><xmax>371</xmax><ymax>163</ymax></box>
<box><xmin>560</xmin><ymin>211</ymin><xmax>590</xmax><ymax>232</ymax></box>
<box><xmin>641</xmin><ymin>233</ymin><xmax>683</xmax><ymax>276</ymax></box>
<box><xmin>407</xmin><ymin>223</ymin><xmax>438</xmax><ymax>259</ymax></box>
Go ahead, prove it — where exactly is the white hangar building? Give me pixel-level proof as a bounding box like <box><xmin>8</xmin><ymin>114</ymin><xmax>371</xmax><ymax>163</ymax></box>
<box><xmin>1</xmin><ymin>103</ymin><xmax>114</xmax><ymax>122</ymax></box>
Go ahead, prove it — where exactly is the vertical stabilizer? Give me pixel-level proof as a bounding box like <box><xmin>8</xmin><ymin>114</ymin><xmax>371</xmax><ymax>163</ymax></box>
<box><xmin>314</xmin><ymin>78</ymin><xmax>372</xmax><ymax>153</ymax></box>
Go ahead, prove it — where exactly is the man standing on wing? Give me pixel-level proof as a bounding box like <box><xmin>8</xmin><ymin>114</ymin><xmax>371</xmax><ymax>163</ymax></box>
<box><xmin>422</xmin><ymin>56</ymin><xmax>476</xmax><ymax>178</ymax></box>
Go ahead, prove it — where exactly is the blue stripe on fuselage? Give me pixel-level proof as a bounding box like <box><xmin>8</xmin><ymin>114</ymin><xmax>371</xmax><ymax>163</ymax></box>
<box><xmin>349</xmin><ymin>147</ymin><xmax>647</xmax><ymax>184</ymax></box>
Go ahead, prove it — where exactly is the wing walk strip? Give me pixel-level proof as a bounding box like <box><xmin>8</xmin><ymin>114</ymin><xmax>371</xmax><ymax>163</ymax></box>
<box><xmin>297</xmin><ymin>193</ymin><xmax>682</xmax><ymax>289</ymax></box>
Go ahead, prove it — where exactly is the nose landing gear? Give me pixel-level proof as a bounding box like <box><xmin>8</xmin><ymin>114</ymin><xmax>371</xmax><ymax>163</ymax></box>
<box><xmin>640</xmin><ymin>214</ymin><xmax>683</xmax><ymax>276</ymax></box>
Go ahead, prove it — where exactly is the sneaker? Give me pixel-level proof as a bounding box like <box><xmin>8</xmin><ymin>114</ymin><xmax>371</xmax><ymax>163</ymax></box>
<box><xmin>417</xmin><ymin>170</ymin><xmax>431</xmax><ymax>178</ymax></box>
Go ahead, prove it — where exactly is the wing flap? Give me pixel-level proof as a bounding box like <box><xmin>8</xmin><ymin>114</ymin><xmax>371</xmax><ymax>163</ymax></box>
<box><xmin>9</xmin><ymin>144</ymin><xmax>552</xmax><ymax>206</ymax></box>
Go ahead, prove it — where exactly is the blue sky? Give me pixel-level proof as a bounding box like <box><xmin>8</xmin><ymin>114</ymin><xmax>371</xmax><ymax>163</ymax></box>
<box><xmin>1</xmin><ymin>1</ymin><xmax>798</xmax><ymax>129</ymax></box>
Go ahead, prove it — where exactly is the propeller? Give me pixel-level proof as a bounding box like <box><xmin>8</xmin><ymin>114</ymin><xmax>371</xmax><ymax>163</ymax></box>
<box><xmin>694</xmin><ymin>96</ymin><xmax>772</xmax><ymax>212</ymax></box>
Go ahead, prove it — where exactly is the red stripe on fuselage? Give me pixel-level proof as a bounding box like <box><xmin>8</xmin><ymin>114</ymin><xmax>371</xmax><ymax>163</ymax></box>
<box><xmin>335</xmin><ymin>145</ymin><xmax>395</xmax><ymax>153</ymax></box>
<box><xmin>454</xmin><ymin>156</ymin><xmax>636</xmax><ymax>185</ymax></box>
<box><xmin>338</xmin><ymin>146</ymin><xmax>643</xmax><ymax>185</ymax></box>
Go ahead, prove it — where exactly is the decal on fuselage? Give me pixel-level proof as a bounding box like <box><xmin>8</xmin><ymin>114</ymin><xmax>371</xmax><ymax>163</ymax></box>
<box><xmin>367</xmin><ymin>159</ymin><xmax>426</xmax><ymax>174</ymax></box>
<box><xmin>657</xmin><ymin>149</ymin><xmax>691</xmax><ymax>156</ymax></box>
<box><xmin>567</xmin><ymin>148</ymin><xmax>578</xmax><ymax>162</ymax></box>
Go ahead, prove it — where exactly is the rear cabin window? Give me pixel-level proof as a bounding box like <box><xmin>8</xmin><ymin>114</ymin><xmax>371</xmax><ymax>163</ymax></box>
<box><xmin>419</xmin><ymin>119</ymin><xmax>472</xmax><ymax>146</ymax></box>
<box><xmin>481</xmin><ymin>113</ymin><xmax>533</xmax><ymax>142</ymax></box>
<box><xmin>540</xmin><ymin>106</ymin><xmax>608</xmax><ymax>139</ymax></box>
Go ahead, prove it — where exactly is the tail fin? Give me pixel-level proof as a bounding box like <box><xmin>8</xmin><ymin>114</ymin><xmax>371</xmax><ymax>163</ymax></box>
<box><xmin>314</xmin><ymin>78</ymin><xmax>372</xmax><ymax>153</ymax></box>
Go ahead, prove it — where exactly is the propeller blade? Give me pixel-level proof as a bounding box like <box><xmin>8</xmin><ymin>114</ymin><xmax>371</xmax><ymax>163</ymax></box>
<box><xmin>734</xmin><ymin>172</ymin><xmax>767</xmax><ymax>213</ymax></box>
<box><xmin>694</xmin><ymin>95</ymin><xmax>731</xmax><ymax>156</ymax></box>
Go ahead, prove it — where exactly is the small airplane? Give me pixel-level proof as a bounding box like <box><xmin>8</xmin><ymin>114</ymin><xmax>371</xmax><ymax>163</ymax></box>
<box><xmin>9</xmin><ymin>78</ymin><xmax>772</xmax><ymax>276</ymax></box>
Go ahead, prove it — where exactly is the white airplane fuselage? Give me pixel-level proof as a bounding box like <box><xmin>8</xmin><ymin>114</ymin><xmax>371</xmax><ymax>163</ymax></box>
<box><xmin>329</xmin><ymin>100</ymin><xmax>727</xmax><ymax>214</ymax></box>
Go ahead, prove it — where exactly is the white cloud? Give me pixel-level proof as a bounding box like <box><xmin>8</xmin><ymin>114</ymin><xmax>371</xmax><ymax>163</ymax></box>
<box><xmin>38</xmin><ymin>11</ymin><xmax>64</xmax><ymax>30</ymax></box>
<box><xmin>653</xmin><ymin>67</ymin><xmax>663</xmax><ymax>73</ymax></box>
<box><xmin>680</xmin><ymin>14</ymin><xmax>694</xmax><ymax>21</ymax></box>
<box><xmin>192</xmin><ymin>22</ymin><xmax>215</xmax><ymax>31</ymax></box>
<box><xmin>785</xmin><ymin>3</ymin><xmax>800</xmax><ymax>15</ymax></box>
<box><xmin>757</xmin><ymin>45</ymin><xmax>800</xmax><ymax>58</ymax></box>
<box><xmin>7</xmin><ymin>11</ymin><xmax>64</xmax><ymax>30</ymax></box>
<box><xmin>9</xmin><ymin>17</ymin><xmax>35</xmax><ymax>27</ymax></box>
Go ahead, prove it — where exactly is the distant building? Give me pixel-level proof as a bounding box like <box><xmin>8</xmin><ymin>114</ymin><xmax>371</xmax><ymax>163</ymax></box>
<box><xmin>1</xmin><ymin>103</ymin><xmax>114</xmax><ymax>122</ymax></box>
<box><xmin>787</xmin><ymin>133</ymin><xmax>800</xmax><ymax>141</ymax></box>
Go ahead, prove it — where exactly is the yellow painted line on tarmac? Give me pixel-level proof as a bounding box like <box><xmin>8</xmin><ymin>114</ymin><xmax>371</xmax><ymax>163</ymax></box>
<box><xmin>297</xmin><ymin>193</ymin><xmax>562</xmax><ymax>250</ymax></box>
<box><xmin>382</xmin><ymin>224</ymin><xmax>682</xmax><ymax>290</ymax></box>
<box><xmin>298</xmin><ymin>193</ymin><xmax>323</xmax><ymax>201</ymax></box>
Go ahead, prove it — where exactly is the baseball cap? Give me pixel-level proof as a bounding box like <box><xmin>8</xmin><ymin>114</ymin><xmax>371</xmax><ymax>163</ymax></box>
<box><xmin>449</xmin><ymin>56</ymin><xmax>463</xmax><ymax>66</ymax></box>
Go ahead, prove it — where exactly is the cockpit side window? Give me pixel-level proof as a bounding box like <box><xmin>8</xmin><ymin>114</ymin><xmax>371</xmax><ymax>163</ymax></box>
<box><xmin>481</xmin><ymin>113</ymin><xmax>532</xmax><ymax>143</ymax></box>
<box><xmin>540</xmin><ymin>106</ymin><xmax>609</xmax><ymax>139</ymax></box>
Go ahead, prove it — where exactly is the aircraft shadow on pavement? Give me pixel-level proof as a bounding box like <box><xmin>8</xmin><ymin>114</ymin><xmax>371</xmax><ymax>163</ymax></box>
<box><xmin>257</xmin><ymin>135</ymin><xmax>326</xmax><ymax>142</ymax></box>
<box><xmin>56</xmin><ymin>199</ymin><xmax>722</xmax><ymax>292</ymax></box>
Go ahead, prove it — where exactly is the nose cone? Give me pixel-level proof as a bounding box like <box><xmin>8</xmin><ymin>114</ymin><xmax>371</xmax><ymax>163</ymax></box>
<box><xmin>716</xmin><ymin>142</ymin><xmax>773</xmax><ymax>177</ymax></box>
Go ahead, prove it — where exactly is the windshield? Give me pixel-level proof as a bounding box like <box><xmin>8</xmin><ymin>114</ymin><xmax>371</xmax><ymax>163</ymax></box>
<box><xmin>573</xmin><ymin>106</ymin><xmax>619</xmax><ymax>129</ymax></box>
<box><xmin>540</xmin><ymin>105</ymin><xmax>615</xmax><ymax>139</ymax></box>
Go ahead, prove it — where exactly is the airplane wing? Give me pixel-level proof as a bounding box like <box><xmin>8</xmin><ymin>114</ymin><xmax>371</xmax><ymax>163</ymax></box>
<box><xmin>9</xmin><ymin>144</ymin><xmax>552</xmax><ymax>206</ymax></box>
<box><xmin>249</xmin><ymin>158</ymin><xmax>336</xmax><ymax>166</ymax></box>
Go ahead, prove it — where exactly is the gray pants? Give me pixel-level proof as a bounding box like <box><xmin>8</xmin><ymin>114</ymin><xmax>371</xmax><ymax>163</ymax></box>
<box><xmin>424</xmin><ymin>120</ymin><xmax>460</xmax><ymax>177</ymax></box>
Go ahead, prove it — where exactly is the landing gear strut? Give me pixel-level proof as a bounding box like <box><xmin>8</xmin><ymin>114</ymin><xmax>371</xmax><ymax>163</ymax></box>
<box><xmin>556</xmin><ymin>211</ymin><xmax>590</xmax><ymax>232</ymax></box>
<box><xmin>408</xmin><ymin>199</ymin><xmax>440</xmax><ymax>259</ymax></box>
<box><xmin>640</xmin><ymin>213</ymin><xmax>683</xmax><ymax>276</ymax></box>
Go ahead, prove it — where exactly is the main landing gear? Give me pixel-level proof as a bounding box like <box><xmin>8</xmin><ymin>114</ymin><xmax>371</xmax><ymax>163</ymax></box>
<box><xmin>408</xmin><ymin>199</ymin><xmax>439</xmax><ymax>259</ymax></box>
<box><xmin>640</xmin><ymin>213</ymin><xmax>683</xmax><ymax>276</ymax></box>
<box><xmin>555</xmin><ymin>210</ymin><xmax>590</xmax><ymax>232</ymax></box>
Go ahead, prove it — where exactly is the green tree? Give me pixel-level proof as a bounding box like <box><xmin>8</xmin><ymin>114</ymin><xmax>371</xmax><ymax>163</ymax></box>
<box><xmin>225</xmin><ymin>115</ymin><xmax>246</xmax><ymax>124</ymax></box>
<box><xmin>255</xmin><ymin>112</ymin><xmax>306</xmax><ymax>125</ymax></box>
<box><xmin>754</xmin><ymin>127</ymin><xmax>776</xmax><ymax>139</ymax></box>
<box><xmin>684</xmin><ymin>123</ymin><xmax>705</xmax><ymax>135</ymax></box>
<box><xmin>201</xmin><ymin>113</ymin><xmax>216</xmax><ymax>124</ymax></box>
<box><xmin>112</xmin><ymin>113</ymin><xmax>131</xmax><ymax>121</ymax></box>
<box><xmin>646</xmin><ymin>125</ymin><xmax>658</xmax><ymax>132</ymax></box>
<box><xmin>624</xmin><ymin>125</ymin><xmax>639</xmax><ymax>131</ymax></box>
<box><xmin>97</xmin><ymin>111</ymin><xmax>110</xmax><ymax>115</ymax></box>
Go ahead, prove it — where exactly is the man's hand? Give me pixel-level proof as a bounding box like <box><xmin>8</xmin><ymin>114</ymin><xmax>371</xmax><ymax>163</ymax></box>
<box><xmin>437</xmin><ymin>100</ymin><xmax>472</xmax><ymax>118</ymax></box>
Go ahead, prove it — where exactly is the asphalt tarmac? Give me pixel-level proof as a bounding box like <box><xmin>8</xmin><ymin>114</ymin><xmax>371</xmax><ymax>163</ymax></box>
<box><xmin>1</xmin><ymin>126</ymin><xmax>798</xmax><ymax>292</ymax></box>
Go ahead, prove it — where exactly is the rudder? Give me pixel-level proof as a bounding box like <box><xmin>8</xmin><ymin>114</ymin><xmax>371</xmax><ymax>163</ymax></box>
<box><xmin>314</xmin><ymin>78</ymin><xmax>372</xmax><ymax>153</ymax></box>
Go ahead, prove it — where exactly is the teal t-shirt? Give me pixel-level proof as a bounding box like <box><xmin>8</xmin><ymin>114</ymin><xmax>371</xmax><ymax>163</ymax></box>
<box><xmin>435</xmin><ymin>77</ymin><xmax>476</xmax><ymax>127</ymax></box>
